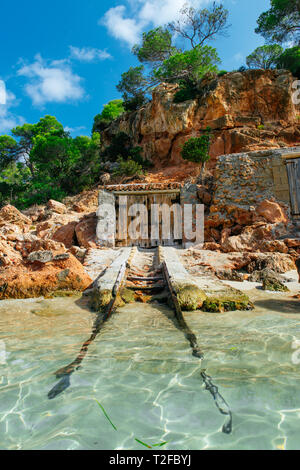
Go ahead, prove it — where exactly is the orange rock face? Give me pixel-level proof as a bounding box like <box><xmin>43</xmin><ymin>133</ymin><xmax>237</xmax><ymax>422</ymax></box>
<box><xmin>52</xmin><ymin>222</ymin><xmax>77</xmax><ymax>248</ymax></box>
<box><xmin>0</xmin><ymin>205</ymin><xmax>31</xmax><ymax>227</ymax></box>
<box><xmin>256</xmin><ymin>200</ymin><xmax>288</xmax><ymax>224</ymax></box>
<box><xmin>102</xmin><ymin>70</ymin><xmax>300</xmax><ymax>171</ymax></box>
<box><xmin>0</xmin><ymin>240</ymin><xmax>23</xmax><ymax>267</ymax></box>
<box><xmin>75</xmin><ymin>215</ymin><xmax>97</xmax><ymax>248</ymax></box>
<box><xmin>0</xmin><ymin>253</ymin><xmax>92</xmax><ymax>300</ymax></box>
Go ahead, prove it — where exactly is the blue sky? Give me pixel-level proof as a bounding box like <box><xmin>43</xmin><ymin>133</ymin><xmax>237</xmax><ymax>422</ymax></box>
<box><xmin>0</xmin><ymin>0</ymin><xmax>271</xmax><ymax>137</ymax></box>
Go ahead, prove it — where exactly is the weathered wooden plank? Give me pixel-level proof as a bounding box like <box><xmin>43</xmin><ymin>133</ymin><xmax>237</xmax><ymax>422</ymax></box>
<box><xmin>286</xmin><ymin>159</ymin><xmax>300</xmax><ymax>215</ymax></box>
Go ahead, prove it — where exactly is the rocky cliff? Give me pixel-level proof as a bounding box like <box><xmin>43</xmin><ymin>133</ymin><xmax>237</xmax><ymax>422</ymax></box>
<box><xmin>103</xmin><ymin>69</ymin><xmax>300</xmax><ymax>171</ymax></box>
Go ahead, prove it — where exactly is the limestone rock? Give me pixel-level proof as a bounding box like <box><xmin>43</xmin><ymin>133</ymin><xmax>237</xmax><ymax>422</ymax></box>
<box><xmin>63</xmin><ymin>190</ymin><xmax>99</xmax><ymax>214</ymax></box>
<box><xmin>0</xmin><ymin>253</ymin><xmax>92</xmax><ymax>300</ymax></box>
<box><xmin>0</xmin><ymin>205</ymin><xmax>31</xmax><ymax>227</ymax></box>
<box><xmin>256</xmin><ymin>199</ymin><xmax>288</xmax><ymax>224</ymax></box>
<box><xmin>47</xmin><ymin>199</ymin><xmax>67</xmax><ymax>214</ymax></box>
<box><xmin>197</xmin><ymin>187</ymin><xmax>212</xmax><ymax>205</ymax></box>
<box><xmin>69</xmin><ymin>246</ymin><xmax>87</xmax><ymax>262</ymax></box>
<box><xmin>102</xmin><ymin>70</ymin><xmax>300</xmax><ymax>169</ymax></box>
<box><xmin>53</xmin><ymin>253</ymin><xmax>70</xmax><ymax>261</ymax></box>
<box><xmin>249</xmin><ymin>268</ymin><xmax>289</xmax><ymax>292</ymax></box>
<box><xmin>75</xmin><ymin>214</ymin><xmax>97</xmax><ymax>248</ymax></box>
<box><xmin>28</xmin><ymin>250</ymin><xmax>53</xmax><ymax>263</ymax></box>
<box><xmin>246</xmin><ymin>253</ymin><xmax>295</xmax><ymax>273</ymax></box>
<box><xmin>0</xmin><ymin>240</ymin><xmax>22</xmax><ymax>267</ymax></box>
<box><xmin>22</xmin><ymin>205</ymin><xmax>46</xmax><ymax>222</ymax></box>
<box><xmin>52</xmin><ymin>221</ymin><xmax>77</xmax><ymax>248</ymax></box>
<box><xmin>16</xmin><ymin>237</ymin><xmax>65</xmax><ymax>258</ymax></box>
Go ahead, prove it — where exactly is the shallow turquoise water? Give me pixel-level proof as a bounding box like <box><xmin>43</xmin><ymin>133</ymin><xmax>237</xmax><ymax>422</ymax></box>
<box><xmin>0</xmin><ymin>291</ymin><xmax>300</xmax><ymax>450</ymax></box>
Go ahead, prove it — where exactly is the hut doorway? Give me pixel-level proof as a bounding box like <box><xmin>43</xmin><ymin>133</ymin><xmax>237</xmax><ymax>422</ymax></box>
<box><xmin>114</xmin><ymin>191</ymin><xmax>182</xmax><ymax>247</ymax></box>
<box><xmin>286</xmin><ymin>157</ymin><xmax>300</xmax><ymax>216</ymax></box>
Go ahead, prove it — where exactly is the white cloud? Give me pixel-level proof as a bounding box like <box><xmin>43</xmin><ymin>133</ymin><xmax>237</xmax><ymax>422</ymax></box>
<box><xmin>100</xmin><ymin>5</ymin><xmax>143</xmax><ymax>47</ymax></box>
<box><xmin>138</xmin><ymin>0</ymin><xmax>188</xmax><ymax>25</ymax></box>
<box><xmin>100</xmin><ymin>0</ymin><xmax>212</xmax><ymax>47</ymax></box>
<box><xmin>0</xmin><ymin>89</ymin><xmax>24</xmax><ymax>133</ymax></box>
<box><xmin>17</xmin><ymin>54</ymin><xmax>85</xmax><ymax>106</ymax></box>
<box><xmin>0</xmin><ymin>80</ymin><xmax>6</xmax><ymax>105</ymax></box>
<box><xmin>69</xmin><ymin>46</ymin><xmax>111</xmax><ymax>62</ymax></box>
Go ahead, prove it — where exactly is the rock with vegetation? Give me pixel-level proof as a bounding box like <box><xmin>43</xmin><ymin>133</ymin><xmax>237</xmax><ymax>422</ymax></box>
<box><xmin>102</xmin><ymin>70</ymin><xmax>300</xmax><ymax>169</ymax></box>
<box><xmin>173</xmin><ymin>282</ymin><xmax>207</xmax><ymax>311</ymax></box>
<box><xmin>120</xmin><ymin>287</ymin><xmax>136</xmax><ymax>304</ymax></box>
<box><xmin>249</xmin><ymin>268</ymin><xmax>289</xmax><ymax>292</ymax></box>
<box><xmin>202</xmin><ymin>288</ymin><xmax>253</xmax><ymax>313</ymax></box>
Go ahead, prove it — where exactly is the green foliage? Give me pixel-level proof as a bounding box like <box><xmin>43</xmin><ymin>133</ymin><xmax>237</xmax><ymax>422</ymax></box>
<box><xmin>116</xmin><ymin>66</ymin><xmax>148</xmax><ymax>111</ymax></box>
<box><xmin>0</xmin><ymin>162</ymin><xmax>31</xmax><ymax>207</ymax></box>
<box><xmin>173</xmin><ymin>84</ymin><xmax>198</xmax><ymax>103</ymax></box>
<box><xmin>0</xmin><ymin>115</ymin><xmax>102</xmax><ymax>209</ymax></box>
<box><xmin>246</xmin><ymin>44</ymin><xmax>283</xmax><ymax>69</ymax></box>
<box><xmin>10</xmin><ymin>115</ymin><xmax>65</xmax><ymax>177</ymax></box>
<box><xmin>72</xmin><ymin>133</ymin><xmax>101</xmax><ymax>189</ymax></box>
<box><xmin>100</xmin><ymin>99</ymin><xmax>124</xmax><ymax>121</ymax></box>
<box><xmin>123</xmin><ymin>93</ymin><xmax>147</xmax><ymax>112</ymax></box>
<box><xmin>17</xmin><ymin>176</ymin><xmax>68</xmax><ymax>208</ymax></box>
<box><xmin>257</xmin><ymin>124</ymin><xmax>265</xmax><ymax>130</ymax></box>
<box><xmin>132</xmin><ymin>27</ymin><xmax>178</xmax><ymax>67</ymax></box>
<box><xmin>181</xmin><ymin>128</ymin><xmax>212</xmax><ymax>165</ymax></box>
<box><xmin>92</xmin><ymin>100</ymin><xmax>124</xmax><ymax>133</ymax></box>
<box><xmin>102</xmin><ymin>132</ymin><xmax>131</xmax><ymax>161</ymax></box>
<box><xmin>153</xmin><ymin>46</ymin><xmax>221</xmax><ymax>87</ymax></box>
<box><xmin>168</xmin><ymin>2</ymin><xmax>230</xmax><ymax>49</ymax></box>
<box><xmin>255</xmin><ymin>0</ymin><xmax>300</xmax><ymax>45</ymax></box>
<box><xmin>115</xmin><ymin>3</ymin><xmax>230</xmax><ymax>113</ymax></box>
<box><xmin>102</xmin><ymin>132</ymin><xmax>150</xmax><ymax>170</ymax></box>
<box><xmin>0</xmin><ymin>135</ymin><xmax>19</xmax><ymax>171</ymax></box>
<box><xmin>31</xmin><ymin>131</ymin><xmax>100</xmax><ymax>195</ymax></box>
<box><xmin>218</xmin><ymin>70</ymin><xmax>228</xmax><ymax>77</ymax></box>
<box><xmin>276</xmin><ymin>46</ymin><xmax>300</xmax><ymax>77</ymax></box>
<box><xmin>112</xmin><ymin>157</ymin><xmax>143</xmax><ymax>178</ymax></box>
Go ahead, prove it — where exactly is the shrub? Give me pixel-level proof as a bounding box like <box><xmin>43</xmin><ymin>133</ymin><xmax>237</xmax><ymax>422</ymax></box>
<box><xmin>181</xmin><ymin>128</ymin><xmax>212</xmax><ymax>164</ymax></box>
<box><xmin>173</xmin><ymin>84</ymin><xmax>198</xmax><ymax>103</ymax></box>
<box><xmin>113</xmin><ymin>157</ymin><xmax>144</xmax><ymax>178</ymax></box>
<box><xmin>181</xmin><ymin>127</ymin><xmax>212</xmax><ymax>181</ymax></box>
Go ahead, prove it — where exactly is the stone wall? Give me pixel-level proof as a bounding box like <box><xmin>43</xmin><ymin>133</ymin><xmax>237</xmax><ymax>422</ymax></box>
<box><xmin>204</xmin><ymin>146</ymin><xmax>300</xmax><ymax>252</ymax></box>
<box><xmin>212</xmin><ymin>146</ymin><xmax>300</xmax><ymax>213</ymax></box>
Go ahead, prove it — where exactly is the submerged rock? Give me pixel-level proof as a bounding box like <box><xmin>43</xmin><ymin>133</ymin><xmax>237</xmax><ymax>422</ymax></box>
<box><xmin>120</xmin><ymin>287</ymin><xmax>136</xmax><ymax>304</ymax></box>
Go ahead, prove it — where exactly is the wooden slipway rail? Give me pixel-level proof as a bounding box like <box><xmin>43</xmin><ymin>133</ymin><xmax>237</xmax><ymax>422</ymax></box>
<box><xmin>159</xmin><ymin>250</ymin><xmax>232</xmax><ymax>435</ymax></box>
<box><xmin>48</xmin><ymin>246</ymin><xmax>232</xmax><ymax>434</ymax></box>
<box><xmin>47</xmin><ymin>249</ymin><xmax>134</xmax><ymax>400</ymax></box>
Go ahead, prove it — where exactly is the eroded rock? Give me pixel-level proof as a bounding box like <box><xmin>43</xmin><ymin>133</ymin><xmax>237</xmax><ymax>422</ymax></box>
<box><xmin>27</xmin><ymin>250</ymin><xmax>53</xmax><ymax>263</ymax></box>
<box><xmin>47</xmin><ymin>199</ymin><xmax>67</xmax><ymax>214</ymax></box>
